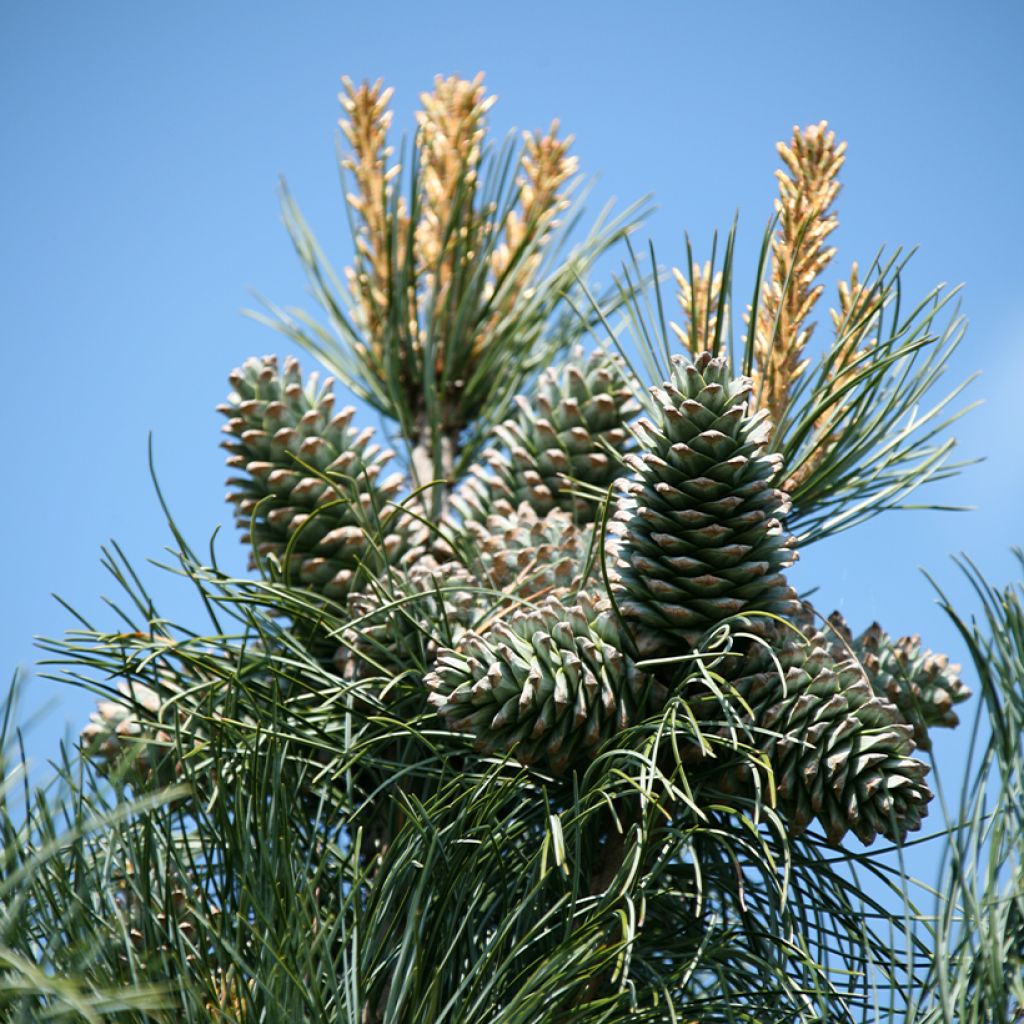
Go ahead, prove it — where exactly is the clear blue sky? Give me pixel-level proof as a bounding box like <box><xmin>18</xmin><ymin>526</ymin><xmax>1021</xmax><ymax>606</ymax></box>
<box><xmin>3</xmin><ymin>1</ymin><xmax>1022</xmax><ymax>881</ymax></box>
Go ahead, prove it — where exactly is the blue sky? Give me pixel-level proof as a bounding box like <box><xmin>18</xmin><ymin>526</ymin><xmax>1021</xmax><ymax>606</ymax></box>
<box><xmin>3</xmin><ymin>1</ymin><xmax>1023</xmax><ymax>879</ymax></box>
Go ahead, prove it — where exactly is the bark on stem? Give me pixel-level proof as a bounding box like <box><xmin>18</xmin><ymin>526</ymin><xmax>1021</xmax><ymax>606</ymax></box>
<box><xmin>574</xmin><ymin>808</ymin><xmax>638</xmax><ymax>1006</ymax></box>
<box><xmin>410</xmin><ymin>417</ymin><xmax>457</xmax><ymax>520</ymax></box>
<box><xmin>589</xmin><ymin>822</ymin><xmax>630</xmax><ymax>897</ymax></box>
<box><xmin>361</xmin><ymin>411</ymin><xmax>451</xmax><ymax>1023</ymax></box>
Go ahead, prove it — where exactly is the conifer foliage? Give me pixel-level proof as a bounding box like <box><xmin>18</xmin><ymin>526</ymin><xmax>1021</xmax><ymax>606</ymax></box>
<box><xmin>10</xmin><ymin>74</ymin><xmax>1023</xmax><ymax>1024</ymax></box>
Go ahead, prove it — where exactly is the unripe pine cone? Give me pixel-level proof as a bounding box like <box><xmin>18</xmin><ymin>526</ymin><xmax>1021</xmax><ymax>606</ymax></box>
<box><xmin>336</xmin><ymin>559</ymin><xmax>481</xmax><ymax>683</ymax></box>
<box><xmin>80</xmin><ymin>679</ymin><xmax>185</xmax><ymax>790</ymax></box>
<box><xmin>465</xmin><ymin>501</ymin><xmax>599</xmax><ymax>601</ymax></box>
<box><xmin>219</xmin><ymin>355</ymin><xmax>420</xmax><ymax>602</ymax></box>
<box><xmin>337</xmin><ymin>503</ymin><xmax>596</xmax><ymax>682</ymax></box>
<box><xmin>827</xmin><ymin>612</ymin><xmax>970</xmax><ymax>750</ymax></box>
<box><xmin>613</xmin><ymin>352</ymin><xmax>800</xmax><ymax>654</ymax></box>
<box><xmin>427</xmin><ymin>596</ymin><xmax>665</xmax><ymax>773</ymax></box>
<box><xmin>453</xmin><ymin>347</ymin><xmax>639</xmax><ymax>523</ymax></box>
<box><xmin>112</xmin><ymin>860</ymin><xmax>214</xmax><ymax>968</ymax></box>
<box><xmin>689</xmin><ymin>623</ymin><xmax>931</xmax><ymax>846</ymax></box>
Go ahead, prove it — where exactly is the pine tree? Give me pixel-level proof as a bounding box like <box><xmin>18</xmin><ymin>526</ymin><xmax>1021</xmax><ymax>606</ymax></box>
<box><xmin>6</xmin><ymin>75</ymin><xmax>1022</xmax><ymax>1023</ymax></box>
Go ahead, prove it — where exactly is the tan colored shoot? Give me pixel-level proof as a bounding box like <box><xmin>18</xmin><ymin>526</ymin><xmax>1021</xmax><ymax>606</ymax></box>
<box><xmin>335</xmin><ymin>74</ymin><xmax>583</xmax><ymax>505</ymax></box>
<box><xmin>753</xmin><ymin>121</ymin><xmax>845</xmax><ymax>428</ymax></box>
<box><xmin>785</xmin><ymin>261</ymin><xmax>882</xmax><ymax>490</ymax></box>
<box><xmin>830</xmin><ymin>261</ymin><xmax>878</xmax><ymax>357</ymax></box>
<box><xmin>484</xmin><ymin>122</ymin><xmax>578</xmax><ymax>353</ymax></box>
<box><xmin>336</xmin><ymin>74</ymin><xmax>577</xmax><ymax>425</ymax></box>
<box><xmin>339</xmin><ymin>78</ymin><xmax>401</xmax><ymax>360</ymax></box>
<box><xmin>414</xmin><ymin>74</ymin><xmax>493</xmax><ymax>287</ymax></box>
<box><xmin>671</xmin><ymin>261</ymin><xmax>725</xmax><ymax>357</ymax></box>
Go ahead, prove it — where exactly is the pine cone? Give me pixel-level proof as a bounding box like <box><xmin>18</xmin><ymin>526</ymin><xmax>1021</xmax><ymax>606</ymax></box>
<box><xmin>111</xmin><ymin>860</ymin><xmax>213</xmax><ymax>968</ymax></box>
<box><xmin>338</xmin><ymin>504</ymin><xmax>600</xmax><ymax>686</ymax></box>
<box><xmin>827</xmin><ymin>612</ymin><xmax>970</xmax><ymax>750</ymax></box>
<box><xmin>427</xmin><ymin>596</ymin><xmax>664</xmax><ymax>772</ymax></box>
<box><xmin>454</xmin><ymin>347</ymin><xmax>639</xmax><ymax>522</ymax></box>
<box><xmin>465</xmin><ymin>501</ymin><xmax>599</xmax><ymax>601</ymax></box>
<box><xmin>613</xmin><ymin>352</ymin><xmax>800</xmax><ymax>654</ymax></box>
<box><xmin>692</xmin><ymin>623</ymin><xmax>932</xmax><ymax>845</ymax></box>
<box><xmin>336</xmin><ymin>558</ymin><xmax>483</xmax><ymax>683</ymax></box>
<box><xmin>80</xmin><ymin>680</ymin><xmax>183</xmax><ymax>789</ymax></box>
<box><xmin>219</xmin><ymin>355</ymin><xmax>420</xmax><ymax>602</ymax></box>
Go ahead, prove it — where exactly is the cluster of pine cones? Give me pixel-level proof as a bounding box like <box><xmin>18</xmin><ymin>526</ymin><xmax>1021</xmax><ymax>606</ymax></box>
<box><xmin>83</xmin><ymin>346</ymin><xmax>970</xmax><ymax>847</ymax></box>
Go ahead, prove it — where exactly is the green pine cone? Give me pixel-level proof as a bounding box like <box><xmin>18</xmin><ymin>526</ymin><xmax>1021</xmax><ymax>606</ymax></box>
<box><xmin>465</xmin><ymin>501</ymin><xmax>599</xmax><ymax>601</ymax></box>
<box><xmin>692</xmin><ymin>624</ymin><xmax>932</xmax><ymax>846</ymax></box>
<box><xmin>220</xmin><ymin>355</ymin><xmax>419</xmax><ymax>601</ymax></box>
<box><xmin>453</xmin><ymin>347</ymin><xmax>639</xmax><ymax>523</ymax></box>
<box><xmin>426</xmin><ymin>596</ymin><xmax>664</xmax><ymax>772</ymax></box>
<box><xmin>336</xmin><ymin>558</ymin><xmax>483</xmax><ymax>683</ymax></box>
<box><xmin>338</xmin><ymin>503</ymin><xmax>597</xmax><ymax>681</ymax></box>
<box><xmin>613</xmin><ymin>351</ymin><xmax>800</xmax><ymax>654</ymax></box>
<box><xmin>827</xmin><ymin>612</ymin><xmax>970</xmax><ymax>750</ymax></box>
<box><xmin>80</xmin><ymin>679</ymin><xmax>187</xmax><ymax>791</ymax></box>
<box><xmin>338</xmin><ymin>504</ymin><xmax>601</xmax><ymax>688</ymax></box>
